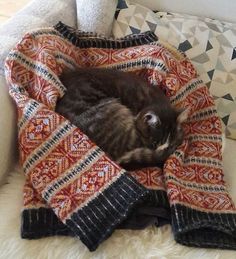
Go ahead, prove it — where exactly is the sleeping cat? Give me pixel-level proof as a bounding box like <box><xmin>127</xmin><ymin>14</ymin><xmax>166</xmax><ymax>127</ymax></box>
<box><xmin>56</xmin><ymin>68</ymin><xmax>187</xmax><ymax>170</ymax></box>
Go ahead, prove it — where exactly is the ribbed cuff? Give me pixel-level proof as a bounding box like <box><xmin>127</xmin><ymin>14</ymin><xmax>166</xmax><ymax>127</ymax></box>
<box><xmin>54</xmin><ymin>21</ymin><xmax>158</xmax><ymax>49</ymax></box>
<box><xmin>21</xmin><ymin>207</ymin><xmax>74</xmax><ymax>239</ymax></box>
<box><xmin>65</xmin><ymin>173</ymin><xmax>148</xmax><ymax>251</ymax></box>
<box><xmin>118</xmin><ymin>190</ymin><xmax>171</xmax><ymax>229</ymax></box>
<box><xmin>21</xmin><ymin>173</ymin><xmax>148</xmax><ymax>251</ymax></box>
<box><xmin>172</xmin><ymin>204</ymin><xmax>236</xmax><ymax>250</ymax></box>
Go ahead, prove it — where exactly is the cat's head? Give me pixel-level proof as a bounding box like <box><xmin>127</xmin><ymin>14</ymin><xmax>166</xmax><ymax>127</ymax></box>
<box><xmin>135</xmin><ymin>105</ymin><xmax>188</xmax><ymax>150</ymax></box>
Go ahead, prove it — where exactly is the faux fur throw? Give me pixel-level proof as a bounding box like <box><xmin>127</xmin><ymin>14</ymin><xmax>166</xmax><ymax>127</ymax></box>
<box><xmin>5</xmin><ymin>22</ymin><xmax>236</xmax><ymax>251</ymax></box>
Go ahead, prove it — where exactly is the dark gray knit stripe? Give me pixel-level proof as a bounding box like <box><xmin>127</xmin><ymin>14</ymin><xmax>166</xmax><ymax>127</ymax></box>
<box><xmin>9</xmin><ymin>83</ymin><xmax>27</xmax><ymax>95</ymax></box>
<box><xmin>143</xmin><ymin>189</ymin><xmax>170</xmax><ymax>209</ymax></box>
<box><xmin>65</xmin><ymin>173</ymin><xmax>148</xmax><ymax>251</ymax></box>
<box><xmin>21</xmin><ymin>208</ymin><xmax>74</xmax><ymax>239</ymax></box>
<box><xmin>111</xmin><ymin>58</ymin><xmax>168</xmax><ymax>72</ymax></box>
<box><xmin>43</xmin><ymin>146</ymin><xmax>103</xmax><ymax>201</ymax></box>
<box><xmin>54</xmin><ymin>21</ymin><xmax>158</xmax><ymax>49</ymax></box>
<box><xmin>170</xmin><ymin>78</ymin><xmax>203</xmax><ymax>103</ymax></box>
<box><xmin>189</xmin><ymin>107</ymin><xmax>218</xmax><ymax>121</ymax></box>
<box><xmin>24</xmin><ymin>122</ymin><xmax>74</xmax><ymax>174</ymax></box>
<box><xmin>7</xmin><ymin>52</ymin><xmax>66</xmax><ymax>95</ymax></box>
<box><xmin>18</xmin><ymin>100</ymin><xmax>40</xmax><ymax>130</ymax></box>
<box><xmin>153</xmin><ymin>190</ymin><xmax>166</xmax><ymax>205</ymax></box>
<box><xmin>173</xmin><ymin>149</ymin><xmax>185</xmax><ymax>160</ymax></box>
<box><xmin>172</xmin><ymin>204</ymin><xmax>236</xmax><ymax>250</ymax></box>
<box><xmin>184</xmin><ymin>156</ymin><xmax>222</xmax><ymax>167</ymax></box>
<box><xmin>21</xmin><ymin>191</ymin><xmax>170</xmax><ymax>240</ymax></box>
<box><xmin>165</xmin><ymin>175</ymin><xmax>226</xmax><ymax>192</ymax></box>
<box><xmin>187</xmin><ymin>134</ymin><xmax>222</xmax><ymax>142</ymax></box>
<box><xmin>31</xmin><ymin>29</ymin><xmax>62</xmax><ymax>38</ymax></box>
<box><xmin>122</xmin><ymin>174</ymin><xmax>146</xmax><ymax>193</ymax></box>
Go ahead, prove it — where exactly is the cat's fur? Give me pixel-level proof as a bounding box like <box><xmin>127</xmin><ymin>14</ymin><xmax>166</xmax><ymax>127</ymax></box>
<box><xmin>56</xmin><ymin>68</ymin><xmax>187</xmax><ymax>170</ymax></box>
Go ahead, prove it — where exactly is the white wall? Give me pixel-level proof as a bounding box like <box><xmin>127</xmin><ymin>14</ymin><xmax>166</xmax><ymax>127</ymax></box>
<box><xmin>133</xmin><ymin>0</ymin><xmax>236</xmax><ymax>23</ymax></box>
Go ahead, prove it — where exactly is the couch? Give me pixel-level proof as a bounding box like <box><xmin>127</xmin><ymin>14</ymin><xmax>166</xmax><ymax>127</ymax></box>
<box><xmin>0</xmin><ymin>0</ymin><xmax>236</xmax><ymax>258</ymax></box>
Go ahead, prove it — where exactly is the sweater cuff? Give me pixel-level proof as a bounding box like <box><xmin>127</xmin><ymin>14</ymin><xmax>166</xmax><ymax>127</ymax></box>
<box><xmin>172</xmin><ymin>204</ymin><xmax>236</xmax><ymax>250</ymax></box>
<box><xmin>65</xmin><ymin>173</ymin><xmax>148</xmax><ymax>251</ymax></box>
<box><xmin>22</xmin><ymin>173</ymin><xmax>148</xmax><ymax>251</ymax></box>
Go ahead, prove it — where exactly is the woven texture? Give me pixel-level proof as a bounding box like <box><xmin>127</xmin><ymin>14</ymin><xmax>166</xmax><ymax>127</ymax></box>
<box><xmin>4</xmin><ymin>22</ymin><xmax>236</xmax><ymax>251</ymax></box>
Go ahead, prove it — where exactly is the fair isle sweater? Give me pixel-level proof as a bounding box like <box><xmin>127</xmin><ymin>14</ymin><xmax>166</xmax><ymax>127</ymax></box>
<box><xmin>4</xmin><ymin>22</ymin><xmax>236</xmax><ymax>251</ymax></box>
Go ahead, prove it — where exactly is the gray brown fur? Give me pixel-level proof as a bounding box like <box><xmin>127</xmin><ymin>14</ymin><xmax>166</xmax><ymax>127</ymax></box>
<box><xmin>56</xmin><ymin>68</ymin><xmax>187</xmax><ymax>170</ymax></box>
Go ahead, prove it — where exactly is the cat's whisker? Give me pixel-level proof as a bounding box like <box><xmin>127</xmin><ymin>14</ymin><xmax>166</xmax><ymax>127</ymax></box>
<box><xmin>156</xmin><ymin>133</ymin><xmax>170</xmax><ymax>151</ymax></box>
<box><xmin>156</xmin><ymin>142</ymin><xmax>169</xmax><ymax>151</ymax></box>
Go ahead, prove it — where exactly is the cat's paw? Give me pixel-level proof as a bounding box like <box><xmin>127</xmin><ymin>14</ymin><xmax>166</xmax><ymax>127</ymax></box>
<box><xmin>116</xmin><ymin>155</ymin><xmax>129</xmax><ymax>165</ymax></box>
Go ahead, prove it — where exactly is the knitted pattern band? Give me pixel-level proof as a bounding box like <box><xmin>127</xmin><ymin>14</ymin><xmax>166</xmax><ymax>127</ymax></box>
<box><xmin>5</xmin><ymin>22</ymin><xmax>236</xmax><ymax>251</ymax></box>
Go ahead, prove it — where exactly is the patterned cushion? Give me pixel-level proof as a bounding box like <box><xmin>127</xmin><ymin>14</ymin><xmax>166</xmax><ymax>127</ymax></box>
<box><xmin>112</xmin><ymin>0</ymin><xmax>236</xmax><ymax>139</ymax></box>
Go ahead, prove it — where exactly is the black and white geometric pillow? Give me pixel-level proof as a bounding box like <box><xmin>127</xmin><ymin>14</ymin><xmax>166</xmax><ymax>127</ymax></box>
<box><xmin>112</xmin><ymin>0</ymin><xmax>236</xmax><ymax>140</ymax></box>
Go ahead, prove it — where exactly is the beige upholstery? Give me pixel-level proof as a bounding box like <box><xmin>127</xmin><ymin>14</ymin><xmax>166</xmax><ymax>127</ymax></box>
<box><xmin>0</xmin><ymin>0</ymin><xmax>235</xmax><ymax>258</ymax></box>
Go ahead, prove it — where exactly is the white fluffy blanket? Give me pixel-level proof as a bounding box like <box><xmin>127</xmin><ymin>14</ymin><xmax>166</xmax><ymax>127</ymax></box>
<box><xmin>0</xmin><ymin>164</ymin><xmax>236</xmax><ymax>259</ymax></box>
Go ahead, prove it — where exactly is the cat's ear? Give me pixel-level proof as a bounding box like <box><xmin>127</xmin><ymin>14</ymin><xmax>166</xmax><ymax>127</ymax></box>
<box><xmin>176</xmin><ymin>108</ymin><xmax>189</xmax><ymax>124</ymax></box>
<box><xmin>143</xmin><ymin>111</ymin><xmax>161</xmax><ymax>127</ymax></box>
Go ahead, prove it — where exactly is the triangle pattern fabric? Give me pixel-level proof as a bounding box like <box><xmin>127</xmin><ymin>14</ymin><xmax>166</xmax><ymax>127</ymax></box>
<box><xmin>117</xmin><ymin>0</ymin><xmax>128</xmax><ymax>9</ymax></box>
<box><xmin>206</xmin><ymin>81</ymin><xmax>212</xmax><ymax>89</ymax></box>
<box><xmin>217</xmin><ymin>34</ymin><xmax>233</xmax><ymax>47</ymax></box>
<box><xmin>219</xmin><ymin>46</ymin><xmax>225</xmax><ymax>55</ymax></box>
<box><xmin>222</xmin><ymin>115</ymin><xmax>230</xmax><ymax>126</ymax></box>
<box><xmin>178</xmin><ymin>40</ymin><xmax>192</xmax><ymax>52</ymax></box>
<box><xmin>206</xmin><ymin>40</ymin><xmax>213</xmax><ymax>51</ymax></box>
<box><xmin>146</xmin><ymin>21</ymin><xmax>157</xmax><ymax>32</ymax></box>
<box><xmin>226</xmin><ymin>73</ymin><xmax>234</xmax><ymax>84</ymax></box>
<box><xmin>222</xmin><ymin>93</ymin><xmax>234</xmax><ymax>101</ymax></box>
<box><xmin>193</xmin><ymin>38</ymin><xmax>200</xmax><ymax>45</ymax></box>
<box><xmin>135</xmin><ymin>5</ymin><xmax>149</xmax><ymax>16</ymax></box>
<box><xmin>190</xmin><ymin>26</ymin><xmax>196</xmax><ymax>34</ymax></box>
<box><xmin>207</xmin><ymin>69</ymin><xmax>215</xmax><ymax>80</ymax></box>
<box><xmin>232</xmin><ymin>48</ymin><xmax>236</xmax><ymax>60</ymax></box>
<box><xmin>112</xmin><ymin>2</ymin><xmax>236</xmax><ymax>139</ymax></box>
<box><xmin>125</xmin><ymin>16</ymin><xmax>132</xmax><ymax>24</ymax></box>
<box><xmin>129</xmin><ymin>26</ymin><xmax>141</xmax><ymax>34</ymax></box>
<box><xmin>134</xmin><ymin>16</ymin><xmax>145</xmax><ymax>28</ymax></box>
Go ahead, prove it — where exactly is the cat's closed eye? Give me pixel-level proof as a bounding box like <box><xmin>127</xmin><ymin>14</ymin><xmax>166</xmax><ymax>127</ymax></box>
<box><xmin>151</xmin><ymin>141</ymin><xmax>158</xmax><ymax>149</ymax></box>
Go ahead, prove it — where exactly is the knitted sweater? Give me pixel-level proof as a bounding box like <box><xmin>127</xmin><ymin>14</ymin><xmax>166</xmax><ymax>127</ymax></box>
<box><xmin>5</xmin><ymin>22</ymin><xmax>236</xmax><ymax>252</ymax></box>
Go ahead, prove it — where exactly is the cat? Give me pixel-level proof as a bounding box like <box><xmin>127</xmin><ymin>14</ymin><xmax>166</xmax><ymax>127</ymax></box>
<box><xmin>56</xmin><ymin>68</ymin><xmax>187</xmax><ymax>170</ymax></box>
